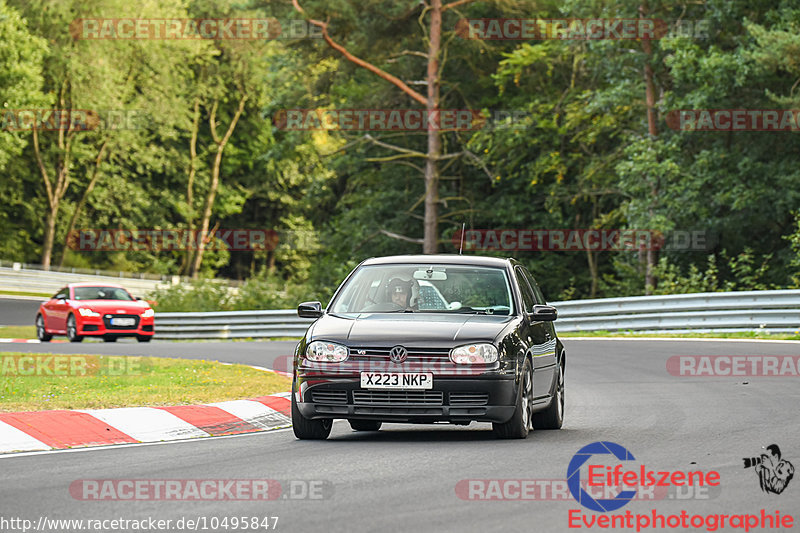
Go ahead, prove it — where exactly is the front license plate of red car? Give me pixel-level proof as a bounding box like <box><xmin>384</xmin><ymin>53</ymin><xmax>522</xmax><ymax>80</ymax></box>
<box><xmin>360</xmin><ymin>372</ymin><xmax>433</xmax><ymax>389</ymax></box>
<box><xmin>111</xmin><ymin>318</ymin><xmax>135</xmax><ymax>326</ymax></box>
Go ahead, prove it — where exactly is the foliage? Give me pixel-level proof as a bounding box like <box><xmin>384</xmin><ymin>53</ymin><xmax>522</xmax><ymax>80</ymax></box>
<box><xmin>1</xmin><ymin>0</ymin><xmax>799</xmax><ymax>306</ymax></box>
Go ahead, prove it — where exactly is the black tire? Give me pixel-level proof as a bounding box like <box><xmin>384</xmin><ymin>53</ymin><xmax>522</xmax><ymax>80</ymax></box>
<box><xmin>136</xmin><ymin>335</ymin><xmax>152</xmax><ymax>343</ymax></box>
<box><xmin>103</xmin><ymin>336</ymin><xmax>117</xmax><ymax>342</ymax></box>
<box><xmin>66</xmin><ymin>315</ymin><xmax>83</xmax><ymax>343</ymax></box>
<box><xmin>349</xmin><ymin>420</ymin><xmax>382</xmax><ymax>431</ymax></box>
<box><xmin>291</xmin><ymin>390</ymin><xmax>332</xmax><ymax>440</ymax></box>
<box><xmin>492</xmin><ymin>358</ymin><xmax>533</xmax><ymax>439</ymax></box>
<box><xmin>36</xmin><ymin>315</ymin><xmax>52</xmax><ymax>342</ymax></box>
<box><xmin>533</xmin><ymin>358</ymin><xmax>564</xmax><ymax>430</ymax></box>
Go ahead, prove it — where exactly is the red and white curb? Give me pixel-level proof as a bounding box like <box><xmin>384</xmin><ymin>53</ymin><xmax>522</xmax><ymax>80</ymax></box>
<box><xmin>0</xmin><ymin>392</ymin><xmax>292</xmax><ymax>454</ymax></box>
<box><xmin>0</xmin><ymin>338</ymin><xmax>67</xmax><ymax>343</ymax></box>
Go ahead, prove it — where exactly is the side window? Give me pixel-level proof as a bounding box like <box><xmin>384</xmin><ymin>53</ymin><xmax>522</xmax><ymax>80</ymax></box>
<box><xmin>522</xmin><ymin>269</ymin><xmax>546</xmax><ymax>304</ymax></box>
<box><xmin>514</xmin><ymin>267</ymin><xmax>535</xmax><ymax>313</ymax></box>
<box><xmin>53</xmin><ymin>287</ymin><xmax>68</xmax><ymax>299</ymax></box>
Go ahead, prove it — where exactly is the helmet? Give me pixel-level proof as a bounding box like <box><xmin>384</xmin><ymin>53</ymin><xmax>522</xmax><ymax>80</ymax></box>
<box><xmin>385</xmin><ymin>276</ymin><xmax>419</xmax><ymax>307</ymax></box>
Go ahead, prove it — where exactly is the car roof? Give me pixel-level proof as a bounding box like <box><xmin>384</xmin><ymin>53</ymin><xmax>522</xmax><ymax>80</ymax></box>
<box><xmin>67</xmin><ymin>282</ymin><xmax>127</xmax><ymax>289</ymax></box>
<box><xmin>361</xmin><ymin>254</ymin><xmax>515</xmax><ymax>268</ymax></box>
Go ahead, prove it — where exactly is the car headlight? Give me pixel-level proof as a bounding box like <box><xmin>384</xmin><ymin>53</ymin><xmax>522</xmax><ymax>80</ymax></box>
<box><xmin>306</xmin><ymin>341</ymin><xmax>348</xmax><ymax>362</ymax></box>
<box><xmin>141</xmin><ymin>308</ymin><xmax>155</xmax><ymax>318</ymax></box>
<box><xmin>77</xmin><ymin>308</ymin><xmax>101</xmax><ymax>318</ymax></box>
<box><xmin>450</xmin><ymin>343</ymin><xmax>498</xmax><ymax>364</ymax></box>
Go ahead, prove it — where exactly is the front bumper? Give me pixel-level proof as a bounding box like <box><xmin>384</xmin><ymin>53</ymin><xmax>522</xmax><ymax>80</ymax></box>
<box><xmin>296</xmin><ymin>375</ymin><xmax>518</xmax><ymax>423</ymax></box>
<box><xmin>78</xmin><ymin>316</ymin><xmax>154</xmax><ymax>337</ymax></box>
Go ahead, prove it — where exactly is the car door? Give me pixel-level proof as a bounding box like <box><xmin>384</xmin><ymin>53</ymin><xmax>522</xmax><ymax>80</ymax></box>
<box><xmin>45</xmin><ymin>287</ymin><xmax>69</xmax><ymax>331</ymax></box>
<box><xmin>516</xmin><ymin>267</ymin><xmax>557</xmax><ymax>401</ymax></box>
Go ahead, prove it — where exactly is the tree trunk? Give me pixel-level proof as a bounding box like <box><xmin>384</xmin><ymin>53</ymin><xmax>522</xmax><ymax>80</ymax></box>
<box><xmin>58</xmin><ymin>141</ymin><xmax>108</xmax><ymax>268</ymax></box>
<box><xmin>291</xmin><ymin>0</ymin><xmax>477</xmax><ymax>254</ymax></box>
<box><xmin>33</xmin><ymin>119</ymin><xmax>73</xmax><ymax>271</ymax></box>
<box><xmin>42</xmin><ymin>207</ymin><xmax>58</xmax><ymax>270</ymax></box>
<box><xmin>189</xmin><ymin>95</ymin><xmax>247</xmax><ymax>278</ymax></box>
<box><xmin>423</xmin><ymin>0</ymin><xmax>443</xmax><ymax>254</ymax></box>
<box><xmin>640</xmin><ymin>0</ymin><xmax>659</xmax><ymax>294</ymax></box>
<box><xmin>182</xmin><ymin>98</ymin><xmax>201</xmax><ymax>275</ymax></box>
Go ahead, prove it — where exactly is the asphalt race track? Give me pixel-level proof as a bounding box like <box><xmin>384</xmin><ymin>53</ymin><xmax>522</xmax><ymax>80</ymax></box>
<box><xmin>1</xmin><ymin>338</ymin><xmax>799</xmax><ymax>532</ymax></box>
<box><xmin>0</xmin><ymin>297</ymin><xmax>45</xmax><ymax>327</ymax></box>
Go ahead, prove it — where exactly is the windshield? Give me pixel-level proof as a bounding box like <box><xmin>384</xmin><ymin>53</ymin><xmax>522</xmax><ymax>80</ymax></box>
<box><xmin>73</xmin><ymin>286</ymin><xmax>134</xmax><ymax>301</ymax></box>
<box><xmin>330</xmin><ymin>264</ymin><xmax>514</xmax><ymax>315</ymax></box>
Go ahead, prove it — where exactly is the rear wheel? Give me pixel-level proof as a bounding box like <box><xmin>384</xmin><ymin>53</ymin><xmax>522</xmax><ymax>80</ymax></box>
<box><xmin>66</xmin><ymin>315</ymin><xmax>83</xmax><ymax>343</ymax></box>
<box><xmin>36</xmin><ymin>315</ymin><xmax>52</xmax><ymax>342</ymax></box>
<box><xmin>492</xmin><ymin>358</ymin><xmax>533</xmax><ymax>439</ymax></box>
<box><xmin>349</xmin><ymin>420</ymin><xmax>382</xmax><ymax>431</ymax></box>
<box><xmin>292</xmin><ymin>390</ymin><xmax>332</xmax><ymax>440</ymax></box>
<box><xmin>533</xmin><ymin>358</ymin><xmax>564</xmax><ymax>430</ymax></box>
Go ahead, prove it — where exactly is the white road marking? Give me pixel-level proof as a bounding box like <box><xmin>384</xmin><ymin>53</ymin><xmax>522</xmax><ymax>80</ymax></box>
<box><xmin>0</xmin><ymin>421</ymin><xmax>51</xmax><ymax>454</ymax></box>
<box><xmin>0</xmin><ymin>427</ymin><xmax>295</xmax><ymax>459</ymax></box>
<box><xmin>77</xmin><ymin>407</ymin><xmax>210</xmax><ymax>442</ymax></box>
<box><xmin>207</xmin><ymin>399</ymin><xmax>290</xmax><ymax>430</ymax></box>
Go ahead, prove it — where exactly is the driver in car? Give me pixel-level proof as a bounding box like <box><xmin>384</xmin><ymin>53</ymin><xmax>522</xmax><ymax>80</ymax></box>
<box><xmin>387</xmin><ymin>277</ymin><xmax>418</xmax><ymax>311</ymax></box>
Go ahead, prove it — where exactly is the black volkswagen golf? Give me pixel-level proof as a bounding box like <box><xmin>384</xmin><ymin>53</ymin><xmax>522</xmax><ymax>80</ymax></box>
<box><xmin>292</xmin><ymin>255</ymin><xmax>565</xmax><ymax>439</ymax></box>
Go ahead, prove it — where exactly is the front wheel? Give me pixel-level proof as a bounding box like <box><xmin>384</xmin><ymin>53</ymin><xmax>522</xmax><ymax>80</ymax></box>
<box><xmin>66</xmin><ymin>315</ymin><xmax>83</xmax><ymax>343</ymax></box>
<box><xmin>349</xmin><ymin>420</ymin><xmax>382</xmax><ymax>431</ymax></box>
<box><xmin>292</xmin><ymin>391</ymin><xmax>332</xmax><ymax>440</ymax></box>
<box><xmin>533</xmin><ymin>358</ymin><xmax>564</xmax><ymax>430</ymax></box>
<box><xmin>492</xmin><ymin>358</ymin><xmax>533</xmax><ymax>439</ymax></box>
<box><xmin>137</xmin><ymin>335</ymin><xmax>152</xmax><ymax>343</ymax></box>
<box><xmin>36</xmin><ymin>315</ymin><xmax>52</xmax><ymax>342</ymax></box>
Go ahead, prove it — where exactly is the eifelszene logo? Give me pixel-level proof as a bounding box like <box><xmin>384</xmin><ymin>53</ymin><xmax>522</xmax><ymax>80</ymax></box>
<box><xmin>743</xmin><ymin>444</ymin><xmax>794</xmax><ymax>495</ymax></box>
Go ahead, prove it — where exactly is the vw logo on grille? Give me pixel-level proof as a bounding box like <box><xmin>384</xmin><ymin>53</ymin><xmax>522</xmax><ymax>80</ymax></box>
<box><xmin>389</xmin><ymin>345</ymin><xmax>408</xmax><ymax>364</ymax></box>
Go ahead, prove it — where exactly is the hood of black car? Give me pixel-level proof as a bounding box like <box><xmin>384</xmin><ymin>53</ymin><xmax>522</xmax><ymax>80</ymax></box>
<box><xmin>309</xmin><ymin>312</ymin><xmax>515</xmax><ymax>345</ymax></box>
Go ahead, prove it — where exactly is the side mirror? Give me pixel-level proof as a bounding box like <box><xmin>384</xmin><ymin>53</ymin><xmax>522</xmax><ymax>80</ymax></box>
<box><xmin>135</xmin><ymin>297</ymin><xmax>142</xmax><ymax>300</ymax></box>
<box><xmin>298</xmin><ymin>301</ymin><xmax>323</xmax><ymax>319</ymax></box>
<box><xmin>56</xmin><ymin>294</ymin><xmax>67</xmax><ymax>301</ymax></box>
<box><xmin>530</xmin><ymin>304</ymin><xmax>557</xmax><ymax>322</ymax></box>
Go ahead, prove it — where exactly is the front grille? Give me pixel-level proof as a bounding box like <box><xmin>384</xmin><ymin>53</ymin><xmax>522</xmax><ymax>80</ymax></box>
<box><xmin>102</xmin><ymin>314</ymin><xmax>140</xmax><ymax>330</ymax></box>
<box><xmin>311</xmin><ymin>390</ymin><xmax>348</xmax><ymax>404</ymax></box>
<box><xmin>348</xmin><ymin>347</ymin><xmax>451</xmax><ymax>360</ymax></box>
<box><xmin>353</xmin><ymin>390</ymin><xmax>443</xmax><ymax>406</ymax></box>
<box><xmin>449</xmin><ymin>392</ymin><xmax>489</xmax><ymax>406</ymax></box>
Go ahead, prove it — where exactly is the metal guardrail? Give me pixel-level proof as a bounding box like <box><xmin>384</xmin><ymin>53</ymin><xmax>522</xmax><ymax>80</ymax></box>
<box><xmin>155</xmin><ymin>310</ymin><xmax>313</xmax><ymax>339</ymax></box>
<box><xmin>153</xmin><ymin>290</ymin><xmax>800</xmax><ymax>339</ymax></box>
<box><xmin>0</xmin><ymin>266</ymin><xmax>175</xmax><ymax>296</ymax></box>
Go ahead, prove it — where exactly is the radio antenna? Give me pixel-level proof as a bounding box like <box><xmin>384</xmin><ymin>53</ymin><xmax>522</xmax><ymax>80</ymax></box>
<box><xmin>459</xmin><ymin>222</ymin><xmax>466</xmax><ymax>255</ymax></box>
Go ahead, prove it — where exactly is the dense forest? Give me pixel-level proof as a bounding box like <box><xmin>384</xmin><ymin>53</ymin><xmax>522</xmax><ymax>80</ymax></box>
<box><xmin>1</xmin><ymin>0</ymin><xmax>799</xmax><ymax>305</ymax></box>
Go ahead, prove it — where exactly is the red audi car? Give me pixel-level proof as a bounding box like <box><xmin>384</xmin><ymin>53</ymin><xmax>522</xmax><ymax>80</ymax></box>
<box><xmin>36</xmin><ymin>283</ymin><xmax>155</xmax><ymax>342</ymax></box>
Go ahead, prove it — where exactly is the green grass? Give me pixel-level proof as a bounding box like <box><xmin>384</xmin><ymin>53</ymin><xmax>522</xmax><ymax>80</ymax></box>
<box><xmin>560</xmin><ymin>330</ymin><xmax>800</xmax><ymax>340</ymax></box>
<box><xmin>0</xmin><ymin>326</ymin><xmax>36</xmax><ymax>339</ymax></box>
<box><xmin>0</xmin><ymin>290</ymin><xmax>50</xmax><ymax>298</ymax></box>
<box><xmin>0</xmin><ymin>352</ymin><xmax>291</xmax><ymax>412</ymax></box>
